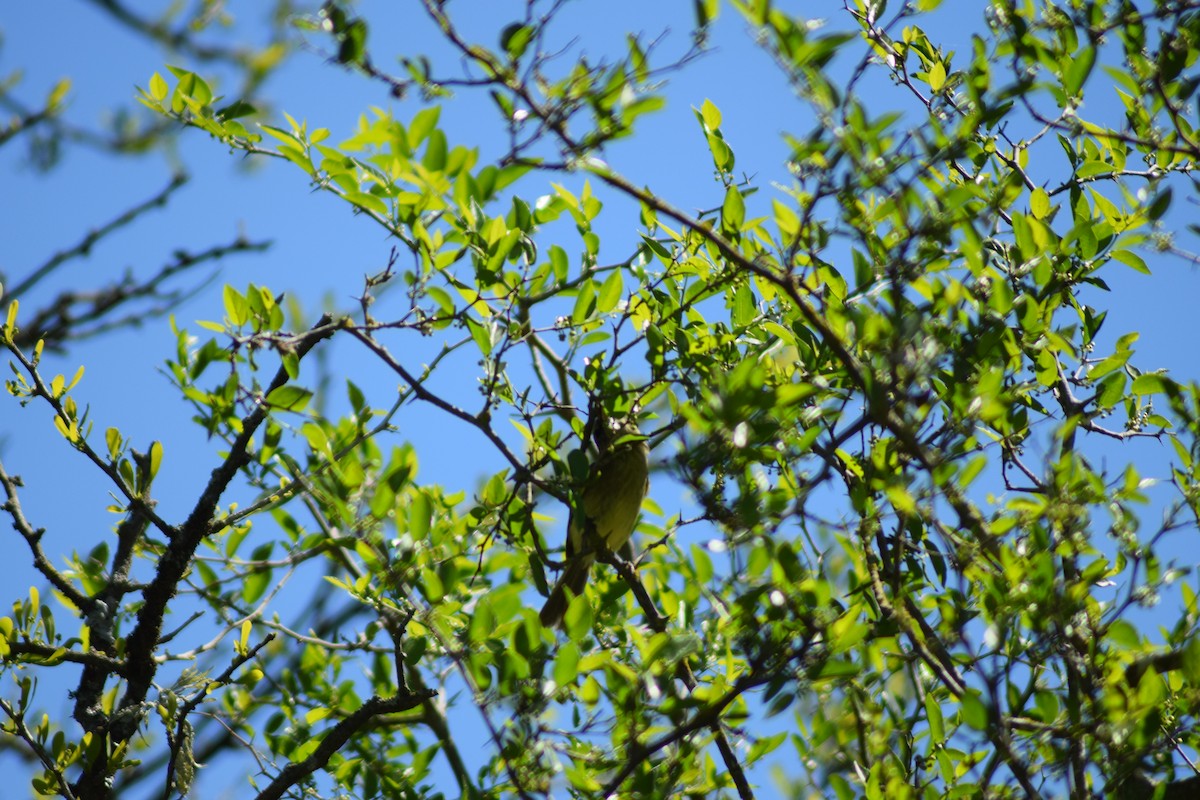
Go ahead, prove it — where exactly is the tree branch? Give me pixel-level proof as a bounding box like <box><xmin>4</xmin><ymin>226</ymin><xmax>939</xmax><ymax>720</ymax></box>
<box><xmin>253</xmin><ymin>691</ymin><xmax>433</xmax><ymax>800</ymax></box>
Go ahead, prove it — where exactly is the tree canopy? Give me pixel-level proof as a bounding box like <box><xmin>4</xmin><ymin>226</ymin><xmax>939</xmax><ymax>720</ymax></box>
<box><xmin>3</xmin><ymin>1</ymin><xmax>1200</xmax><ymax>798</ymax></box>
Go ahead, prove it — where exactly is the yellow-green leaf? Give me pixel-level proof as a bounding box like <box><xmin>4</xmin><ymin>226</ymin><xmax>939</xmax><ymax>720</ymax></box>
<box><xmin>4</xmin><ymin>299</ymin><xmax>17</xmax><ymax>336</ymax></box>
<box><xmin>928</xmin><ymin>61</ymin><xmax>947</xmax><ymax>92</ymax></box>
<box><xmin>149</xmin><ymin>72</ymin><xmax>169</xmax><ymax>102</ymax></box>
<box><xmin>1030</xmin><ymin>188</ymin><xmax>1051</xmax><ymax>220</ymax></box>
<box><xmin>47</xmin><ymin>78</ymin><xmax>71</xmax><ymax>110</ymax></box>
<box><xmin>344</xmin><ymin>191</ymin><xmax>389</xmax><ymax>217</ymax></box>
<box><xmin>148</xmin><ymin>441</ymin><xmax>163</xmax><ymax>480</ymax></box>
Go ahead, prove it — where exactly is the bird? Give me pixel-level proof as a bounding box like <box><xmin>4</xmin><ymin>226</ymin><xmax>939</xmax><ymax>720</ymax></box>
<box><xmin>539</xmin><ymin>415</ymin><xmax>650</xmax><ymax>629</ymax></box>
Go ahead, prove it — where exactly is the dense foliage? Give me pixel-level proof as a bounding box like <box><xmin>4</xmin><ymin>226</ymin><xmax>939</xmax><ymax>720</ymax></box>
<box><xmin>3</xmin><ymin>1</ymin><xmax>1200</xmax><ymax>798</ymax></box>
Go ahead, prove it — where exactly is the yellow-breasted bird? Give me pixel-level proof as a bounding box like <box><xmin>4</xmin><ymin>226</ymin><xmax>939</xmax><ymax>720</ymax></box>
<box><xmin>539</xmin><ymin>416</ymin><xmax>650</xmax><ymax>629</ymax></box>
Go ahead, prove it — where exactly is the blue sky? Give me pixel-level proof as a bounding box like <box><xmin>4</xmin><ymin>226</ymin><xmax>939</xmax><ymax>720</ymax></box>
<box><xmin>3</xmin><ymin>1</ymin><xmax>1200</xmax><ymax>796</ymax></box>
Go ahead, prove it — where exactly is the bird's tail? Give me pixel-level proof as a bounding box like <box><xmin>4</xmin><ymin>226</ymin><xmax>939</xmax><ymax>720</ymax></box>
<box><xmin>538</xmin><ymin>556</ymin><xmax>593</xmax><ymax>629</ymax></box>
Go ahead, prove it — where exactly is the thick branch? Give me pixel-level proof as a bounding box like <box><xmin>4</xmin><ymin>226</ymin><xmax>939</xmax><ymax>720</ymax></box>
<box><xmin>115</xmin><ymin>316</ymin><xmax>339</xmax><ymax>727</ymax></box>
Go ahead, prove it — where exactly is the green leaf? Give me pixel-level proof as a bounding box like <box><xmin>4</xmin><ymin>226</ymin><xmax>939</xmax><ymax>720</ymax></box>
<box><xmin>105</xmin><ymin>428</ymin><xmax>122</xmax><ymax>461</ymax></box>
<box><xmin>423</xmin><ymin>129</ymin><xmax>447</xmax><ymax>171</ymax></box>
<box><xmin>221</xmin><ymin>101</ymin><xmax>259</xmax><ymax>123</ymax></box>
<box><xmin>282</xmin><ymin>351</ymin><xmax>300</xmax><ymax>380</ymax></box>
<box><xmin>1064</xmin><ymin>45</ymin><xmax>1095</xmax><ymax>96</ymax></box>
<box><xmin>337</xmin><ymin>19</ymin><xmax>368</xmax><ymax>66</ymax></box>
<box><xmin>1111</xmin><ymin>249</ymin><xmax>1150</xmax><ymax>275</ymax></box>
<box><xmin>466</xmin><ymin>317</ymin><xmax>494</xmax><ymax>356</ymax></box>
<box><xmin>421</xmin><ymin>568</ymin><xmax>444</xmax><ymax>603</ymax></box>
<box><xmin>1073</xmin><ymin>162</ymin><xmax>1114</xmax><ymax>183</ymax></box>
<box><xmin>5</xmin><ymin>299</ymin><xmax>19</xmax><ymax>338</ymax></box>
<box><xmin>595</xmin><ymin>267</ymin><xmax>624</xmax><ymax>315</ymax></box>
<box><xmin>707</xmin><ymin>133</ymin><xmax>734</xmax><ymax>173</ymax></box>
<box><xmin>1131</xmin><ymin>373</ymin><xmax>1171</xmax><ymax>396</ymax></box>
<box><xmin>571</xmin><ymin>279</ymin><xmax>596</xmax><ymax>324</ymax></box>
<box><xmin>305</xmin><ymin>707</ymin><xmax>332</xmax><ymax>724</ymax></box>
<box><xmin>409</xmin><ymin>106</ymin><xmax>441</xmax><ymax>149</ymax></box>
<box><xmin>732</xmin><ymin>284</ymin><xmax>755</xmax><ymax>327</ymax></box>
<box><xmin>1107</xmin><ymin>620</ymin><xmax>1139</xmax><ymax>648</ymax></box>
<box><xmin>1183</xmin><ymin>637</ymin><xmax>1200</xmax><ymax>684</ymax></box>
<box><xmin>301</xmin><ymin>422</ymin><xmax>330</xmax><ymax>455</ymax></box>
<box><xmin>169</xmin><ymin>68</ymin><xmax>212</xmax><ymax>110</ymax></box>
<box><xmin>1029</xmin><ymin>188</ymin><xmax>1051</xmax><ymax>220</ymax></box>
<box><xmin>148</xmin><ymin>441</ymin><xmax>162</xmax><ymax>481</ymax></box>
<box><xmin>693</xmin><ymin>0</ymin><xmax>719</xmax><ymax>28</ymax></box>
<box><xmin>564</xmin><ymin>593</ymin><xmax>593</xmax><ymax>640</ymax></box>
<box><xmin>344</xmin><ymin>191</ymin><xmax>389</xmax><ymax>217</ymax></box>
<box><xmin>242</xmin><ymin>546</ymin><xmax>274</xmax><ymax>603</ymax></box>
<box><xmin>265</xmin><ymin>385</ymin><xmax>313</xmax><ymax>412</ymax></box>
<box><xmin>149</xmin><ymin>72</ymin><xmax>169</xmax><ymax>102</ymax></box>
<box><xmin>223</xmin><ymin>286</ymin><xmax>249</xmax><ymax>326</ymax></box>
<box><xmin>554</xmin><ymin>641</ymin><xmax>581</xmax><ymax>686</ymax></box>
<box><xmin>500</xmin><ymin>23</ymin><xmax>534</xmax><ymax>60</ymax></box>
<box><xmin>549</xmin><ymin>245</ymin><xmax>569</xmax><ymax>284</ymax></box>
<box><xmin>1147</xmin><ymin>187</ymin><xmax>1172</xmax><ymax>220</ymax></box>
<box><xmin>722</xmin><ymin>185</ymin><xmax>745</xmax><ymax>234</ymax></box>
<box><xmin>926</xmin><ymin>695</ymin><xmax>945</xmax><ymax>741</ymax></box>
<box><xmin>225</xmin><ymin>523</ymin><xmax>251</xmax><ymax>559</ymax></box>
<box><xmin>928</xmin><ymin>61</ymin><xmax>947</xmax><ymax>92</ymax></box>
<box><xmin>960</xmin><ymin>691</ymin><xmax>989</xmax><ymax>731</ymax></box>
<box><xmin>408</xmin><ymin>491</ymin><xmax>432</xmax><ymax>539</ymax></box>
